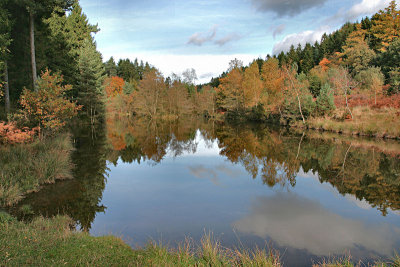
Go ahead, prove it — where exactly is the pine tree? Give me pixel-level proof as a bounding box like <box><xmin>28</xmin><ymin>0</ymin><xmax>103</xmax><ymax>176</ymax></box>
<box><xmin>104</xmin><ymin>57</ymin><xmax>117</xmax><ymax>77</ymax></box>
<box><xmin>15</xmin><ymin>0</ymin><xmax>74</xmax><ymax>89</ymax></box>
<box><xmin>0</xmin><ymin>0</ymin><xmax>12</xmax><ymax>113</ymax></box>
<box><xmin>76</xmin><ymin>39</ymin><xmax>105</xmax><ymax>125</ymax></box>
<box><xmin>44</xmin><ymin>1</ymin><xmax>99</xmax><ymax>93</ymax></box>
<box><xmin>300</xmin><ymin>43</ymin><xmax>314</xmax><ymax>74</ymax></box>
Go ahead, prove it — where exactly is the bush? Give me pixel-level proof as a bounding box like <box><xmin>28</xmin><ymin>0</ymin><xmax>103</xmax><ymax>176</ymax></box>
<box><xmin>316</xmin><ymin>83</ymin><xmax>336</xmax><ymax>116</ymax></box>
<box><xmin>20</xmin><ymin>69</ymin><xmax>81</xmax><ymax>134</ymax></box>
<box><xmin>0</xmin><ymin>121</ymin><xmax>37</xmax><ymax>144</ymax></box>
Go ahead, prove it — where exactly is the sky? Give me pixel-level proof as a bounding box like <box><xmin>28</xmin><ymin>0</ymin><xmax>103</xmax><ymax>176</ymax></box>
<box><xmin>80</xmin><ymin>0</ymin><xmax>396</xmax><ymax>83</ymax></box>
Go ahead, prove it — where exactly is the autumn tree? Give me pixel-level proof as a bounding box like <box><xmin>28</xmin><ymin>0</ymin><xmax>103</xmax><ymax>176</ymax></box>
<box><xmin>104</xmin><ymin>76</ymin><xmax>125</xmax><ymax>98</ymax></box>
<box><xmin>133</xmin><ymin>69</ymin><xmax>166</xmax><ymax>119</ymax></box>
<box><xmin>242</xmin><ymin>61</ymin><xmax>263</xmax><ymax>109</ymax></box>
<box><xmin>261</xmin><ymin>58</ymin><xmax>284</xmax><ymax>115</ymax></box>
<box><xmin>341</xmin><ymin>26</ymin><xmax>376</xmax><ymax>75</ymax></box>
<box><xmin>371</xmin><ymin>0</ymin><xmax>400</xmax><ymax>52</ymax></box>
<box><xmin>165</xmin><ymin>79</ymin><xmax>193</xmax><ymax>117</ymax></box>
<box><xmin>196</xmin><ymin>85</ymin><xmax>216</xmax><ymax>117</ymax></box>
<box><xmin>216</xmin><ymin>66</ymin><xmax>244</xmax><ymax>114</ymax></box>
<box><xmin>20</xmin><ymin>69</ymin><xmax>80</xmax><ymax>133</ymax></box>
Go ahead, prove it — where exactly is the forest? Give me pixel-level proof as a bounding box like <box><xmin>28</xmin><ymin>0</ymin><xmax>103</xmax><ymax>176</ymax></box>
<box><xmin>1</xmin><ymin>0</ymin><xmax>400</xmax><ymax>266</ymax></box>
<box><xmin>1</xmin><ymin>1</ymin><xmax>400</xmax><ymax>142</ymax></box>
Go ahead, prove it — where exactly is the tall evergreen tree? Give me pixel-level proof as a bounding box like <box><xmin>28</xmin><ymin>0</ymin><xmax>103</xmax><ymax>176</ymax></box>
<box><xmin>0</xmin><ymin>0</ymin><xmax>13</xmax><ymax>113</ymax></box>
<box><xmin>76</xmin><ymin>39</ymin><xmax>105</xmax><ymax>125</ymax></box>
<box><xmin>104</xmin><ymin>57</ymin><xmax>117</xmax><ymax>77</ymax></box>
<box><xmin>45</xmin><ymin>1</ymin><xmax>99</xmax><ymax>93</ymax></box>
<box><xmin>15</xmin><ymin>0</ymin><xmax>74</xmax><ymax>89</ymax></box>
<box><xmin>300</xmin><ymin>43</ymin><xmax>314</xmax><ymax>74</ymax></box>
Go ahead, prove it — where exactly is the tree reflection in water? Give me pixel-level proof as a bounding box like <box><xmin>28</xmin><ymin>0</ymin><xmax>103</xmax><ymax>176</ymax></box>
<box><xmin>10</xmin><ymin>115</ymin><xmax>400</xmax><ymax>230</ymax></box>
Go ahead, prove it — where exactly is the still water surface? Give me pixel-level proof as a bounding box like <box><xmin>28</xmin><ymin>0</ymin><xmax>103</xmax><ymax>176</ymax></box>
<box><xmin>12</xmin><ymin>118</ymin><xmax>400</xmax><ymax>266</ymax></box>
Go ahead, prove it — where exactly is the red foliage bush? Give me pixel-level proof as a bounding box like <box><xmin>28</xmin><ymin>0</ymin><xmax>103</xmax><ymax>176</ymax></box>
<box><xmin>334</xmin><ymin>94</ymin><xmax>400</xmax><ymax>109</ymax></box>
<box><xmin>0</xmin><ymin>121</ymin><xmax>38</xmax><ymax>144</ymax></box>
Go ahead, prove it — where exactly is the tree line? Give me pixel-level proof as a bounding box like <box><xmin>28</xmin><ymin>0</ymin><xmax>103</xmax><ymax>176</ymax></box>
<box><xmin>198</xmin><ymin>1</ymin><xmax>399</xmax><ymax>124</ymax></box>
<box><xmin>1</xmin><ymin>0</ymin><xmax>399</xmax><ymax>141</ymax></box>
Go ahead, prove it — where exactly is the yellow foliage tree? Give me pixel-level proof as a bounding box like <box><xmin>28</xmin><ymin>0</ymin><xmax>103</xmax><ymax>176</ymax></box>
<box><xmin>261</xmin><ymin>58</ymin><xmax>284</xmax><ymax>115</ymax></box>
<box><xmin>242</xmin><ymin>61</ymin><xmax>263</xmax><ymax>109</ymax></box>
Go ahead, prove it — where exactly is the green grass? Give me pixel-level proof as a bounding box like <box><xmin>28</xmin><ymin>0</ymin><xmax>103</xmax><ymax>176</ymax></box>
<box><xmin>1</xmin><ymin>212</ymin><xmax>399</xmax><ymax>266</ymax></box>
<box><xmin>0</xmin><ymin>212</ymin><xmax>281</xmax><ymax>266</ymax></box>
<box><xmin>0</xmin><ymin>134</ymin><xmax>73</xmax><ymax>206</ymax></box>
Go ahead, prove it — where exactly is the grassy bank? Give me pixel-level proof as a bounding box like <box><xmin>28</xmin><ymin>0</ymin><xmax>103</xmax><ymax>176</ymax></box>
<box><xmin>1</xmin><ymin>212</ymin><xmax>399</xmax><ymax>266</ymax></box>
<box><xmin>295</xmin><ymin>107</ymin><xmax>400</xmax><ymax>139</ymax></box>
<box><xmin>0</xmin><ymin>212</ymin><xmax>280</xmax><ymax>266</ymax></box>
<box><xmin>0</xmin><ymin>134</ymin><xmax>74</xmax><ymax>206</ymax></box>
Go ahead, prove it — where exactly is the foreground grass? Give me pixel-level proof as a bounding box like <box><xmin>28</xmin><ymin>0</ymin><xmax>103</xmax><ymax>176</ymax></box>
<box><xmin>0</xmin><ymin>134</ymin><xmax>73</xmax><ymax>206</ymax></box>
<box><xmin>305</xmin><ymin>107</ymin><xmax>400</xmax><ymax>139</ymax></box>
<box><xmin>0</xmin><ymin>213</ymin><xmax>280</xmax><ymax>266</ymax></box>
<box><xmin>1</xmin><ymin>212</ymin><xmax>399</xmax><ymax>266</ymax></box>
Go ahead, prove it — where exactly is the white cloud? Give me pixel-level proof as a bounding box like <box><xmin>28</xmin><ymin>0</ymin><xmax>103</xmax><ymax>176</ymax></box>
<box><xmin>272</xmin><ymin>27</ymin><xmax>328</xmax><ymax>54</ymax></box>
<box><xmin>215</xmin><ymin>33</ymin><xmax>242</xmax><ymax>46</ymax></box>
<box><xmin>325</xmin><ymin>0</ymin><xmax>393</xmax><ymax>26</ymax></box>
<box><xmin>345</xmin><ymin>0</ymin><xmax>391</xmax><ymax>21</ymax></box>
<box><xmin>233</xmin><ymin>194</ymin><xmax>399</xmax><ymax>256</ymax></box>
<box><xmin>187</xmin><ymin>25</ymin><xmax>218</xmax><ymax>46</ymax></box>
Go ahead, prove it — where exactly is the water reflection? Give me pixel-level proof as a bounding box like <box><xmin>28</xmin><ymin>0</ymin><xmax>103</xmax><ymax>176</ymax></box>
<box><xmin>105</xmin><ymin>116</ymin><xmax>400</xmax><ymax>216</ymax></box>
<box><xmin>9</xmin><ymin>115</ymin><xmax>400</xmax><ymax>265</ymax></box>
<box><xmin>233</xmin><ymin>194</ymin><xmax>399</xmax><ymax>256</ymax></box>
<box><xmin>10</xmin><ymin>118</ymin><xmax>108</xmax><ymax>231</ymax></box>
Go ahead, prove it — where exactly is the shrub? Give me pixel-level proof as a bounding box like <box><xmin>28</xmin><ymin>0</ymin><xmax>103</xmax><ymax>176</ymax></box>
<box><xmin>0</xmin><ymin>121</ymin><xmax>37</xmax><ymax>144</ymax></box>
<box><xmin>20</xmin><ymin>69</ymin><xmax>81</xmax><ymax>134</ymax></box>
<box><xmin>316</xmin><ymin>83</ymin><xmax>336</xmax><ymax>116</ymax></box>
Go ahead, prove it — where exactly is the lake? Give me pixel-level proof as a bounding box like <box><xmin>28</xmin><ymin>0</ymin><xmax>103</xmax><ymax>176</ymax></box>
<box><xmin>10</xmin><ymin>117</ymin><xmax>400</xmax><ymax>266</ymax></box>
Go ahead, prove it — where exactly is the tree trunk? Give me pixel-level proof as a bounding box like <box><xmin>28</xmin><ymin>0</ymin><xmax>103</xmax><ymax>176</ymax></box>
<box><xmin>29</xmin><ymin>11</ymin><xmax>37</xmax><ymax>90</ymax></box>
<box><xmin>4</xmin><ymin>61</ymin><xmax>10</xmax><ymax>113</ymax></box>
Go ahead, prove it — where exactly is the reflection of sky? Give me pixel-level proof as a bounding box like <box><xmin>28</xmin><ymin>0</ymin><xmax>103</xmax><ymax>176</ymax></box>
<box><xmin>166</xmin><ymin>130</ymin><xmax>221</xmax><ymax>157</ymax></box>
<box><xmin>91</xmin><ymin>134</ymin><xmax>400</xmax><ymax>265</ymax></box>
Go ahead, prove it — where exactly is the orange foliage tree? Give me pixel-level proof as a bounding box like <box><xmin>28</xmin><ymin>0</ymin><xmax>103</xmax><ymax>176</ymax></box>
<box><xmin>371</xmin><ymin>0</ymin><xmax>400</xmax><ymax>52</ymax></box>
<box><xmin>104</xmin><ymin>76</ymin><xmax>125</xmax><ymax>98</ymax></box>
<box><xmin>242</xmin><ymin>61</ymin><xmax>263</xmax><ymax>109</ymax></box>
<box><xmin>318</xmin><ymin>58</ymin><xmax>331</xmax><ymax>72</ymax></box>
<box><xmin>20</xmin><ymin>69</ymin><xmax>81</xmax><ymax>133</ymax></box>
<box><xmin>133</xmin><ymin>69</ymin><xmax>166</xmax><ymax>118</ymax></box>
<box><xmin>261</xmin><ymin>58</ymin><xmax>284</xmax><ymax>115</ymax></box>
<box><xmin>216</xmin><ymin>67</ymin><xmax>244</xmax><ymax>113</ymax></box>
